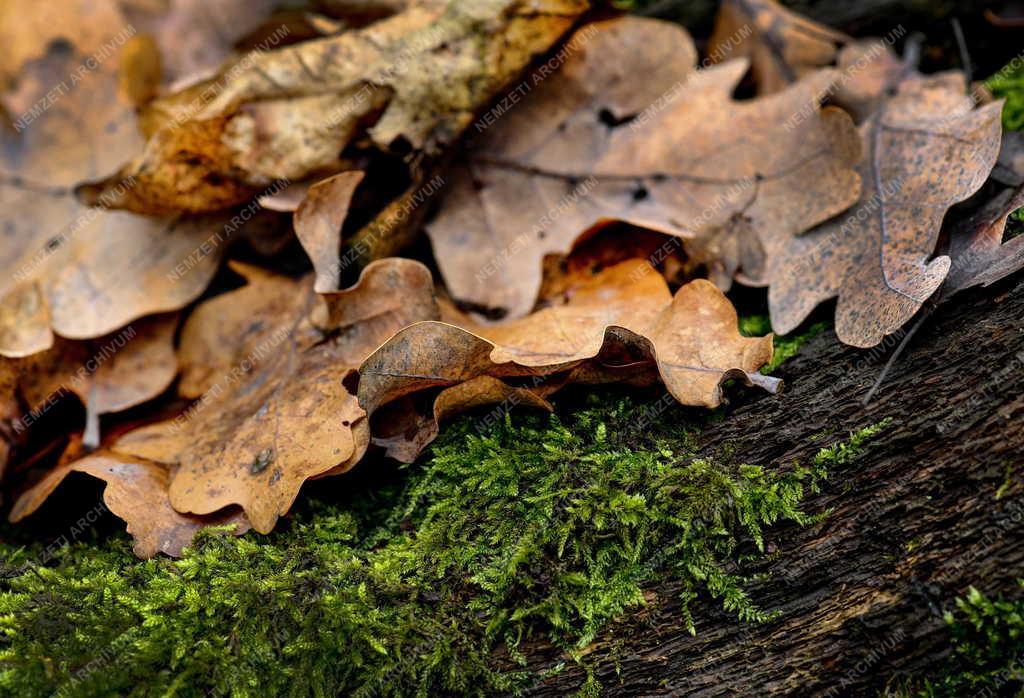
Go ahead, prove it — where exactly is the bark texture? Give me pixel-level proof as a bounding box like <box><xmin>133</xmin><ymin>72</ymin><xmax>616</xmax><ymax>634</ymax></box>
<box><xmin>522</xmin><ymin>277</ymin><xmax>1024</xmax><ymax>696</ymax></box>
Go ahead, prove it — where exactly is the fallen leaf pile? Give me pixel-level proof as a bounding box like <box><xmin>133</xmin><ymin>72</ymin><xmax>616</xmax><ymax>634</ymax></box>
<box><xmin>2</xmin><ymin>0</ymin><xmax>1022</xmax><ymax>556</ymax></box>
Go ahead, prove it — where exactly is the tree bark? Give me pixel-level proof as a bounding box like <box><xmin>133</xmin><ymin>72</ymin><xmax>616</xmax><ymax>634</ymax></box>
<box><xmin>521</xmin><ymin>277</ymin><xmax>1024</xmax><ymax>696</ymax></box>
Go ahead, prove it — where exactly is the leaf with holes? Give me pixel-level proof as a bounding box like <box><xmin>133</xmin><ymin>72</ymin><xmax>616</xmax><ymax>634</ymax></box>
<box><xmin>426</xmin><ymin>16</ymin><xmax>861</xmax><ymax>320</ymax></box>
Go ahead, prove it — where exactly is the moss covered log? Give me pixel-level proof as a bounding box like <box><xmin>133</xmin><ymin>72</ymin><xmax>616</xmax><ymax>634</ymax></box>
<box><xmin>0</xmin><ymin>386</ymin><xmax>879</xmax><ymax>697</ymax></box>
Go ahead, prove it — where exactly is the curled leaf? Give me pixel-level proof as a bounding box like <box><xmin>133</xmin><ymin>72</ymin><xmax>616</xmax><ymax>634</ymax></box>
<box><xmin>294</xmin><ymin>172</ymin><xmax>365</xmax><ymax>293</ymax></box>
<box><xmin>708</xmin><ymin>0</ymin><xmax>848</xmax><ymax>94</ymax></box>
<box><xmin>86</xmin><ymin>0</ymin><xmax>588</xmax><ymax>213</ymax></box>
<box><xmin>359</xmin><ymin>259</ymin><xmax>779</xmax><ymax>461</ymax></box>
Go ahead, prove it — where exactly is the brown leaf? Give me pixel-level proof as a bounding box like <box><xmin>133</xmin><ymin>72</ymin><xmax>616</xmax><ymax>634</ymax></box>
<box><xmin>16</xmin><ymin>314</ymin><xmax>179</xmax><ymax>447</ymax></box>
<box><xmin>943</xmin><ymin>181</ymin><xmax>1024</xmax><ymax>296</ymax></box>
<box><xmin>119</xmin><ymin>0</ymin><xmax>280</xmax><ymax>88</ymax></box>
<box><xmin>368</xmin><ymin>375</ymin><xmax>554</xmax><ymax>462</ymax></box>
<box><xmin>426</xmin><ymin>16</ymin><xmax>862</xmax><ymax>320</ymax></box>
<box><xmin>708</xmin><ymin>3</ymin><xmax>907</xmax><ymax>125</ymax></box>
<box><xmin>831</xmin><ymin>40</ymin><xmax>905</xmax><ymax>123</ymax></box>
<box><xmin>767</xmin><ymin>73</ymin><xmax>1003</xmax><ymax>346</ymax></box>
<box><xmin>359</xmin><ymin>259</ymin><xmax>779</xmax><ymax>460</ymax></box>
<box><xmin>177</xmin><ymin>261</ymin><xmax>309</xmax><ymax>399</ymax></box>
<box><xmin>86</xmin><ymin>0</ymin><xmax>588</xmax><ymax>214</ymax></box>
<box><xmin>708</xmin><ymin>0</ymin><xmax>848</xmax><ymax>94</ymax></box>
<box><xmin>108</xmin><ymin>258</ymin><xmax>438</xmax><ymax>533</ymax></box>
<box><xmin>0</xmin><ymin>3</ymin><xmax>225</xmax><ymax>357</ymax></box>
<box><xmin>294</xmin><ymin>172</ymin><xmax>365</xmax><ymax>292</ymax></box>
<box><xmin>10</xmin><ymin>448</ymin><xmax>250</xmax><ymax>558</ymax></box>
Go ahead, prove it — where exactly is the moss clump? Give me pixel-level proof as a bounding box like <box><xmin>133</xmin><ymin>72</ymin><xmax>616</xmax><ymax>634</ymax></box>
<box><xmin>739</xmin><ymin>314</ymin><xmax>827</xmax><ymax>373</ymax></box>
<box><xmin>0</xmin><ymin>394</ymin><xmax>887</xmax><ymax>697</ymax></box>
<box><xmin>893</xmin><ymin>581</ymin><xmax>1024</xmax><ymax>697</ymax></box>
<box><xmin>813</xmin><ymin>419</ymin><xmax>892</xmax><ymax>468</ymax></box>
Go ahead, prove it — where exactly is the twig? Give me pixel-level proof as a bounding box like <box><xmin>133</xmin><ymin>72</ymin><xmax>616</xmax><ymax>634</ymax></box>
<box><xmin>951</xmin><ymin>18</ymin><xmax>972</xmax><ymax>85</ymax></box>
<box><xmin>862</xmin><ymin>303</ymin><xmax>936</xmax><ymax>405</ymax></box>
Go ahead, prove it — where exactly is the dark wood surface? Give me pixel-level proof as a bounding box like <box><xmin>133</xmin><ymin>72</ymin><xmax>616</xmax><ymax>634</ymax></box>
<box><xmin>523</xmin><ymin>277</ymin><xmax>1024</xmax><ymax>696</ymax></box>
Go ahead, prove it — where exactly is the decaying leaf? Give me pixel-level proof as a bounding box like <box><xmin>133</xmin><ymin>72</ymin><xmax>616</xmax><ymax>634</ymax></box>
<box><xmin>0</xmin><ymin>1</ymin><xmax>225</xmax><ymax>358</ymax></box>
<box><xmin>707</xmin><ymin>0</ymin><xmax>848</xmax><ymax>94</ymax></box>
<box><xmin>86</xmin><ymin>0</ymin><xmax>589</xmax><ymax>214</ymax></box>
<box><xmin>426</xmin><ymin>16</ymin><xmax>862</xmax><ymax>320</ymax></box>
<box><xmin>10</xmin><ymin>447</ymin><xmax>250</xmax><ymax>558</ymax></box>
<box><xmin>101</xmin><ymin>258</ymin><xmax>440</xmax><ymax>533</ymax></box>
<box><xmin>768</xmin><ymin>72</ymin><xmax>1003</xmax><ymax>346</ymax></box>
<box><xmin>359</xmin><ymin>259</ymin><xmax>779</xmax><ymax>461</ymax></box>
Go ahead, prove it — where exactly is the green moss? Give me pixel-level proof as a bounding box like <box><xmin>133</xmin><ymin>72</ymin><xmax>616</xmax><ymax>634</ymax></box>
<box><xmin>989</xmin><ymin>58</ymin><xmax>1024</xmax><ymax>242</ymax></box>
<box><xmin>812</xmin><ymin>419</ymin><xmax>893</xmax><ymax>468</ymax></box>
<box><xmin>0</xmin><ymin>394</ymin><xmax>888</xmax><ymax>697</ymax></box>
<box><xmin>1006</xmin><ymin>210</ymin><xmax>1024</xmax><ymax>242</ymax></box>
<box><xmin>988</xmin><ymin>59</ymin><xmax>1024</xmax><ymax>133</ymax></box>
<box><xmin>892</xmin><ymin>581</ymin><xmax>1024</xmax><ymax>697</ymax></box>
<box><xmin>739</xmin><ymin>314</ymin><xmax>827</xmax><ymax>373</ymax></box>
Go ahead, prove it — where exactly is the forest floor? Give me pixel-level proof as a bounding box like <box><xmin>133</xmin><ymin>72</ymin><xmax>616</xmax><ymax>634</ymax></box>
<box><xmin>2</xmin><ymin>10</ymin><xmax>1023</xmax><ymax>698</ymax></box>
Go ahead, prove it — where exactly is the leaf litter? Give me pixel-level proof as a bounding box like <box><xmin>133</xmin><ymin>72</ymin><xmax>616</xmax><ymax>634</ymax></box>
<box><xmin>1</xmin><ymin>0</ymin><xmax>1020</xmax><ymax>556</ymax></box>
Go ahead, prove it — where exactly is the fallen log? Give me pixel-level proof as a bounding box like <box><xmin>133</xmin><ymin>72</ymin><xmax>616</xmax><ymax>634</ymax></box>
<box><xmin>521</xmin><ymin>276</ymin><xmax>1024</xmax><ymax>695</ymax></box>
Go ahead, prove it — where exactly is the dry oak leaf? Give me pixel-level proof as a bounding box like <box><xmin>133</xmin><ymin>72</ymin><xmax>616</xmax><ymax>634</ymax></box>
<box><xmin>426</xmin><ymin>16</ymin><xmax>862</xmax><ymax>320</ymax></box>
<box><xmin>110</xmin><ymin>258</ymin><xmax>439</xmax><ymax>533</ymax></box>
<box><xmin>294</xmin><ymin>172</ymin><xmax>366</xmax><ymax>293</ymax></box>
<box><xmin>830</xmin><ymin>40</ymin><xmax>906</xmax><ymax>123</ymax></box>
<box><xmin>942</xmin><ymin>179</ymin><xmax>1024</xmax><ymax>297</ymax></box>
<box><xmin>366</xmin><ymin>352</ymin><xmax>661</xmax><ymax>463</ymax></box>
<box><xmin>176</xmin><ymin>261</ymin><xmax>311</xmax><ymax>399</ymax></box>
<box><xmin>0</xmin><ymin>3</ymin><xmax>224</xmax><ymax>358</ymax></box>
<box><xmin>359</xmin><ymin>259</ymin><xmax>780</xmax><ymax>460</ymax></box>
<box><xmin>87</xmin><ymin>0</ymin><xmax>588</xmax><ymax>214</ymax></box>
<box><xmin>709</xmin><ymin>2</ymin><xmax>907</xmax><ymax>125</ymax></box>
<box><xmin>707</xmin><ymin>0</ymin><xmax>848</xmax><ymax>95</ymax></box>
<box><xmin>15</xmin><ymin>314</ymin><xmax>179</xmax><ymax>448</ymax></box>
<box><xmin>767</xmin><ymin>72</ymin><xmax>1003</xmax><ymax>347</ymax></box>
<box><xmin>10</xmin><ymin>448</ymin><xmax>250</xmax><ymax>558</ymax></box>
<box><xmin>369</xmin><ymin>375</ymin><xmax>554</xmax><ymax>462</ymax></box>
